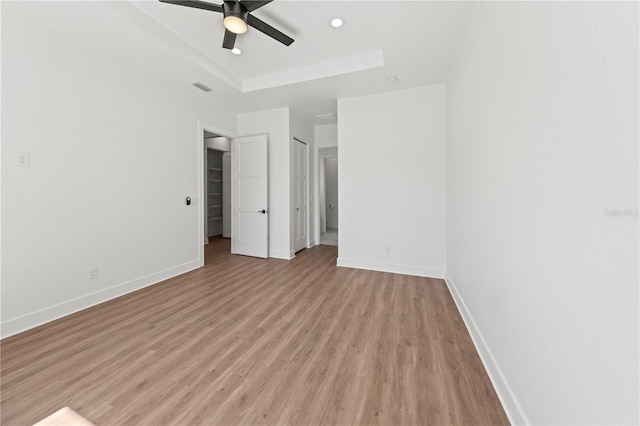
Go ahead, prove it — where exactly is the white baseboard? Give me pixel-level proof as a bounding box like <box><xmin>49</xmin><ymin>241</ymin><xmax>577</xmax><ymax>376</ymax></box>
<box><xmin>307</xmin><ymin>239</ymin><xmax>316</xmax><ymax>248</ymax></box>
<box><xmin>269</xmin><ymin>249</ymin><xmax>294</xmax><ymax>260</ymax></box>
<box><xmin>1</xmin><ymin>259</ymin><xmax>202</xmax><ymax>339</ymax></box>
<box><xmin>336</xmin><ymin>257</ymin><xmax>445</xmax><ymax>279</ymax></box>
<box><xmin>444</xmin><ymin>272</ymin><xmax>529</xmax><ymax>425</ymax></box>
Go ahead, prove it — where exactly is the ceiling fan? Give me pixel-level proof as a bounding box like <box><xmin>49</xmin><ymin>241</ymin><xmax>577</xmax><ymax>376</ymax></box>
<box><xmin>158</xmin><ymin>0</ymin><xmax>294</xmax><ymax>50</ymax></box>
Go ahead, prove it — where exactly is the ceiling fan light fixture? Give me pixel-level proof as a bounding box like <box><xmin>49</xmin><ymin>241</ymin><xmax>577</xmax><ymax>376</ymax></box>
<box><xmin>330</xmin><ymin>18</ymin><xmax>343</xmax><ymax>29</ymax></box>
<box><xmin>224</xmin><ymin>15</ymin><xmax>247</xmax><ymax>34</ymax></box>
<box><xmin>159</xmin><ymin>0</ymin><xmax>294</xmax><ymax>48</ymax></box>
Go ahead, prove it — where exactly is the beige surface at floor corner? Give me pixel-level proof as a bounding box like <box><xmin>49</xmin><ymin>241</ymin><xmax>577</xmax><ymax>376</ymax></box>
<box><xmin>33</xmin><ymin>407</ymin><xmax>95</xmax><ymax>426</ymax></box>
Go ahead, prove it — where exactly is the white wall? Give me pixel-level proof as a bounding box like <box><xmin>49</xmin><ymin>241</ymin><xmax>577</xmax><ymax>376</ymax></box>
<box><xmin>1</xmin><ymin>5</ymin><xmax>237</xmax><ymax>337</ymax></box>
<box><xmin>324</xmin><ymin>158</ymin><xmax>339</xmax><ymax>229</ymax></box>
<box><xmin>238</xmin><ymin>108</ymin><xmax>292</xmax><ymax>259</ymax></box>
<box><xmin>445</xmin><ymin>2</ymin><xmax>639</xmax><ymax>424</ymax></box>
<box><xmin>337</xmin><ymin>85</ymin><xmax>446</xmax><ymax>278</ymax></box>
<box><xmin>315</xmin><ymin>123</ymin><xmax>338</xmax><ymax>148</ymax></box>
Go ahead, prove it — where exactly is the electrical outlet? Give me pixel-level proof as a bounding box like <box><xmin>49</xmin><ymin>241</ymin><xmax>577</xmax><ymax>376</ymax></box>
<box><xmin>88</xmin><ymin>267</ymin><xmax>98</xmax><ymax>280</ymax></box>
<box><xmin>385</xmin><ymin>246</ymin><xmax>392</xmax><ymax>255</ymax></box>
<box><xmin>16</xmin><ymin>152</ymin><xmax>30</xmax><ymax>167</ymax></box>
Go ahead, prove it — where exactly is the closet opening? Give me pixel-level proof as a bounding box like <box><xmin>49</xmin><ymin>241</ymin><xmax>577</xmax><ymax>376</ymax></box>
<box><xmin>204</xmin><ymin>132</ymin><xmax>231</xmax><ymax>261</ymax></box>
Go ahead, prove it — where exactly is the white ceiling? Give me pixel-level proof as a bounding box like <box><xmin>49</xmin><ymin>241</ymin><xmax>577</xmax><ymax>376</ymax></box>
<box><xmin>8</xmin><ymin>1</ymin><xmax>474</xmax><ymax>125</ymax></box>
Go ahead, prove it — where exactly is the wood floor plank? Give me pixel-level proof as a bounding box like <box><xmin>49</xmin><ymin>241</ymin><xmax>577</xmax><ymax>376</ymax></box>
<box><xmin>1</xmin><ymin>237</ymin><xmax>509</xmax><ymax>425</ymax></box>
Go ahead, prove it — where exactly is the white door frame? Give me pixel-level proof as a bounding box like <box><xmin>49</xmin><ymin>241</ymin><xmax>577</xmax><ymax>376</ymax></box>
<box><xmin>197</xmin><ymin>120</ymin><xmax>236</xmax><ymax>267</ymax></box>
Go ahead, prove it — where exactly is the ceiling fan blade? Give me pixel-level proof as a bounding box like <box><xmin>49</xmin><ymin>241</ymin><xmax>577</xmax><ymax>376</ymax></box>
<box><xmin>158</xmin><ymin>0</ymin><xmax>223</xmax><ymax>13</ymax></box>
<box><xmin>222</xmin><ymin>29</ymin><xmax>237</xmax><ymax>49</ymax></box>
<box><xmin>239</xmin><ymin>0</ymin><xmax>272</xmax><ymax>12</ymax></box>
<box><xmin>246</xmin><ymin>13</ymin><xmax>294</xmax><ymax>46</ymax></box>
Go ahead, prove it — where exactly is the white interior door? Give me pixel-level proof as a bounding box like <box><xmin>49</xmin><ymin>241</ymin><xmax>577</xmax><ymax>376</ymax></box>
<box><xmin>231</xmin><ymin>135</ymin><xmax>268</xmax><ymax>258</ymax></box>
<box><xmin>293</xmin><ymin>139</ymin><xmax>308</xmax><ymax>252</ymax></box>
<box><xmin>222</xmin><ymin>152</ymin><xmax>231</xmax><ymax>238</ymax></box>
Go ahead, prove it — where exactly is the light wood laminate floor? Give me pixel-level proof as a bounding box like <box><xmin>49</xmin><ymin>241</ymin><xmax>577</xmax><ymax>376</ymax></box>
<box><xmin>1</xmin><ymin>237</ymin><xmax>508</xmax><ymax>425</ymax></box>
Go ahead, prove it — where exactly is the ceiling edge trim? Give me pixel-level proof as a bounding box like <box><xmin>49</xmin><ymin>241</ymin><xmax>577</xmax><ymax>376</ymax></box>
<box><xmin>241</xmin><ymin>50</ymin><xmax>385</xmax><ymax>93</ymax></box>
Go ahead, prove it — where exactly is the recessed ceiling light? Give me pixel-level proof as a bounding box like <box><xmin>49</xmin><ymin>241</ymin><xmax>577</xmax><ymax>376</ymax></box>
<box><xmin>388</xmin><ymin>76</ymin><xmax>399</xmax><ymax>84</ymax></box>
<box><xmin>330</xmin><ymin>18</ymin><xmax>343</xmax><ymax>29</ymax></box>
<box><xmin>231</xmin><ymin>48</ymin><xmax>242</xmax><ymax>55</ymax></box>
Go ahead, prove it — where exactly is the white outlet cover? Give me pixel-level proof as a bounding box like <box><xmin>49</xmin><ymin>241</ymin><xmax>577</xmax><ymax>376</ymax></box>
<box><xmin>88</xmin><ymin>267</ymin><xmax>98</xmax><ymax>280</ymax></box>
<box><xmin>16</xmin><ymin>152</ymin><xmax>30</xmax><ymax>167</ymax></box>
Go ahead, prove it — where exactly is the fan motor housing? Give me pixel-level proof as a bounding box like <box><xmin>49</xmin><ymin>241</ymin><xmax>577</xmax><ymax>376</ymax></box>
<box><xmin>223</xmin><ymin>1</ymin><xmax>247</xmax><ymax>22</ymax></box>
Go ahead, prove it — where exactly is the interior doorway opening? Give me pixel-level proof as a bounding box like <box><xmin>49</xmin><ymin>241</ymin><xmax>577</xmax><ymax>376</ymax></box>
<box><xmin>203</xmin><ymin>130</ymin><xmax>231</xmax><ymax>261</ymax></box>
<box><xmin>318</xmin><ymin>147</ymin><xmax>338</xmax><ymax>246</ymax></box>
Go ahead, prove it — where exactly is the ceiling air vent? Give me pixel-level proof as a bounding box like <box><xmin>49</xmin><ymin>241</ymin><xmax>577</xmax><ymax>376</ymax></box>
<box><xmin>315</xmin><ymin>113</ymin><xmax>337</xmax><ymax>121</ymax></box>
<box><xmin>192</xmin><ymin>82</ymin><xmax>212</xmax><ymax>93</ymax></box>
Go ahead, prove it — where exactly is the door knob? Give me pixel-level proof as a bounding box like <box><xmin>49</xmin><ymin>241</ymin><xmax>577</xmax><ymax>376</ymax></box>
<box><xmin>258</xmin><ymin>209</ymin><xmax>267</xmax><ymax>214</ymax></box>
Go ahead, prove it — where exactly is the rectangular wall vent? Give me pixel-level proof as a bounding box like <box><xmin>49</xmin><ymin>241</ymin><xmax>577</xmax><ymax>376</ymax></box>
<box><xmin>192</xmin><ymin>81</ymin><xmax>212</xmax><ymax>92</ymax></box>
<box><xmin>315</xmin><ymin>113</ymin><xmax>337</xmax><ymax>121</ymax></box>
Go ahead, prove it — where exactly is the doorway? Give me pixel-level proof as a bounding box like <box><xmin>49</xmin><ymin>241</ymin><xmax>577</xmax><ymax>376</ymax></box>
<box><xmin>205</xmin><ymin>146</ymin><xmax>228</xmax><ymax>240</ymax></box>
<box><xmin>200</xmin><ymin>125</ymin><xmax>234</xmax><ymax>265</ymax></box>
<box><xmin>318</xmin><ymin>147</ymin><xmax>338</xmax><ymax>246</ymax></box>
<box><xmin>198</xmin><ymin>122</ymin><xmax>270</xmax><ymax>264</ymax></box>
